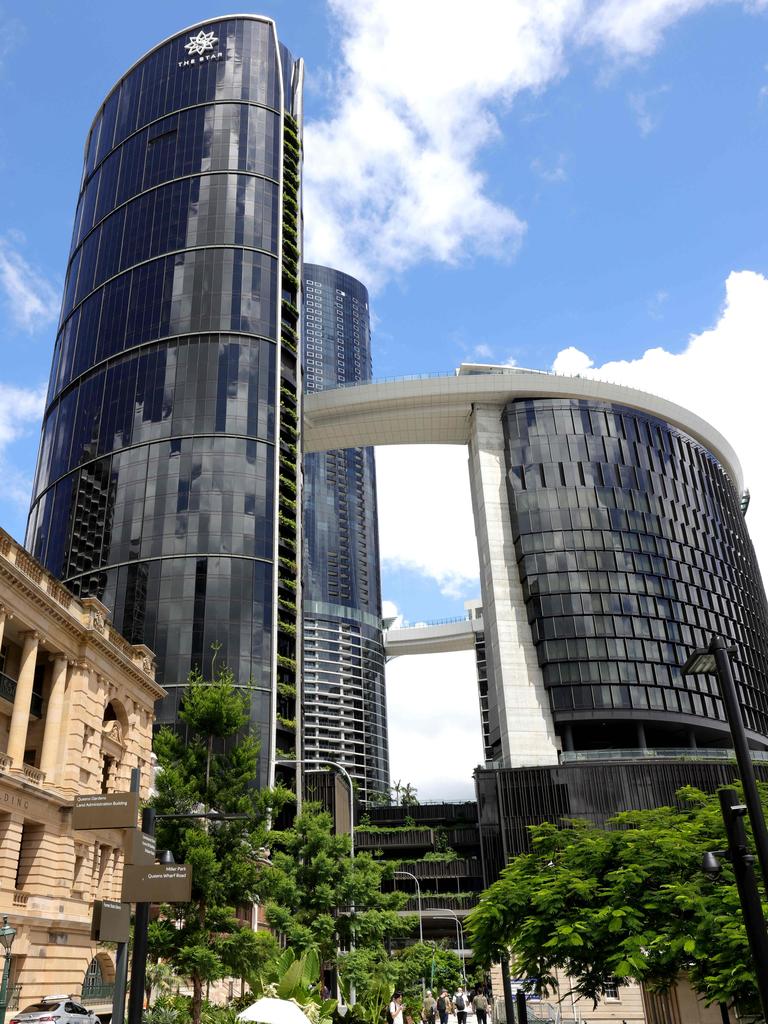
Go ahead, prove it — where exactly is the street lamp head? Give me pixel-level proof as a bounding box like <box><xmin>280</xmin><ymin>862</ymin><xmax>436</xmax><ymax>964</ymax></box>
<box><xmin>701</xmin><ymin>851</ymin><xmax>723</xmax><ymax>878</ymax></box>
<box><xmin>157</xmin><ymin>849</ymin><xmax>175</xmax><ymax>864</ymax></box>
<box><xmin>0</xmin><ymin>916</ymin><xmax>16</xmax><ymax>953</ymax></box>
<box><xmin>683</xmin><ymin>649</ymin><xmax>716</xmax><ymax>675</ymax></box>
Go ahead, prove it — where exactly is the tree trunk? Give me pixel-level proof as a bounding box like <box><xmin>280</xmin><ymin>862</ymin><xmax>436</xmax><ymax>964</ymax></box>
<box><xmin>192</xmin><ymin>975</ymin><xmax>203</xmax><ymax>1024</ymax></box>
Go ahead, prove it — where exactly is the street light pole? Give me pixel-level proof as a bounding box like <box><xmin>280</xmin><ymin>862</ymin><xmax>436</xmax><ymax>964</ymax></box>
<box><xmin>434</xmin><ymin>910</ymin><xmax>466</xmax><ymax>985</ymax></box>
<box><xmin>394</xmin><ymin>870</ymin><xmax>424</xmax><ymax>994</ymax></box>
<box><xmin>684</xmin><ymin>637</ymin><xmax>768</xmax><ymax>893</ymax></box>
<box><xmin>0</xmin><ymin>916</ymin><xmax>17</xmax><ymax>1024</ymax></box>
<box><xmin>715</xmin><ymin>789</ymin><xmax>768</xmax><ymax>1019</ymax></box>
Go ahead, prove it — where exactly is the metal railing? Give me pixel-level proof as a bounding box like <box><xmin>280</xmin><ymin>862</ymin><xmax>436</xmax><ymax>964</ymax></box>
<box><xmin>386</xmin><ymin>616</ymin><xmax>472</xmax><ymax>630</ymax></box>
<box><xmin>402</xmin><ymin>895</ymin><xmax>479</xmax><ymax>911</ymax></box>
<box><xmin>81</xmin><ymin>982</ymin><xmax>115</xmax><ymax>1003</ymax></box>
<box><xmin>559</xmin><ymin>747</ymin><xmax>768</xmax><ymax>764</ymax></box>
<box><xmin>356</xmin><ymin>829</ymin><xmax>434</xmax><ymax>848</ymax></box>
<box><xmin>8</xmin><ymin>984</ymin><xmax>21</xmax><ymax>1010</ymax></box>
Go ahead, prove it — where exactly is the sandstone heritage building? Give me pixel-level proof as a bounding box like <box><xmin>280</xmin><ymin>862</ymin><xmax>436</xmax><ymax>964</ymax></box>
<box><xmin>0</xmin><ymin>528</ymin><xmax>162</xmax><ymax>1006</ymax></box>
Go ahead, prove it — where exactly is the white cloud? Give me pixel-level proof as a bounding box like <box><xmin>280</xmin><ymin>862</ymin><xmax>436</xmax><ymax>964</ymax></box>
<box><xmin>550</xmin><ymin>269</ymin><xmax>768</xmax><ymax>573</ymax></box>
<box><xmin>531</xmin><ymin>154</ymin><xmax>569</xmax><ymax>183</ymax></box>
<box><xmin>583</xmin><ymin>0</ymin><xmax>766</xmax><ymax>56</ymax></box>
<box><xmin>386</xmin><ymin>649</ymin><xmax>485</xmax><ymax>800</ymax></box>
<box><xmin>0</xmin><ymin>237</ymin><xmax>59</xmax><ymax>332</ymax></box>
<box><xmin>628</xmin><ymin>85</ymin><xmax>670</xmax><ymax>136</ymax></box>
<box><xmin>375</xmin><ymin>445</ymin><xmax>480</xmax><ymax>598</ymax></box>
<box><xmin>0</xmin><ymin>382</ymin><xmax>46</xmax><ymax>513</ymax></box>
<box><xmin>304</xmin><ymin>0</ymin><xmax>766</xmax><ymax>285</ymax></box>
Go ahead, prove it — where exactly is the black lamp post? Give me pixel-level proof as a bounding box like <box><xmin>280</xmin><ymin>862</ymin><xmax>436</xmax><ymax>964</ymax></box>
<box><xmin>0</xmin><ymin>916</ymin><xmax>17</xmax><ymax>1024</ymax></box>
<box><xmin>683</xmin><ymin>636</ymin><xmax>768</xmax><ymax>893</ymax></box>
<box><xmin>703</xmin><ymin>790</ymin><xmax>768</xmax><ymax>1019</ymax></box>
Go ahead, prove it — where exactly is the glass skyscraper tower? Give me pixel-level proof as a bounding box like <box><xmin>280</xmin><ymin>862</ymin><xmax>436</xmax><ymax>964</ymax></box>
<box><xmin>26</xmin><ymin>17</ymin><xmax>303</xmax><ymax>785</ymax></box>
<box><xmin>302</xmin><ymin>265</ymin><xmax>389</xmax><ymax>801</ymax></box>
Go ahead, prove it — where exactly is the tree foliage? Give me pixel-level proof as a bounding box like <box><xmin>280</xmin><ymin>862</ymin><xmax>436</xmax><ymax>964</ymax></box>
<box><xmin>340</xmin><ymin>943</ymin><xmax>463</xmax><ymax>1017</ymax></box>
<box><xmin>256</xmin><ymin>805</ymin><xmax>415</xmax><ymax>966</ymax></box>
<box><xmin>247</xmin><ymin>945</ymin><xmax>336</xmax><ymax>1024</ymax></box>
<box><xmin>466</xmin><ymin>785</ymin><xmax>765</xmax><ymax>1014</ymax></box>
<box><xmin>151</xmin><ymin>662</ymin><xmax>291</xmax><ymax>1024</ymax></box>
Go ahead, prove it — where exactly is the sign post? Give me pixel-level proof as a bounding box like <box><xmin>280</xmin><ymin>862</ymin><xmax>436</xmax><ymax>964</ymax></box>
<box><xmin>111</xmin><ymin>767</ymin><xmax>140</xmax><ymax>1024</ymax></box>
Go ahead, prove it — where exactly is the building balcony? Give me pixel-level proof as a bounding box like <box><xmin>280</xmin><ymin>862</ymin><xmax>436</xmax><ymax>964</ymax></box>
<box><xmin>356</xmin><ymin>828</ymin><xmax>435</xmax><ymax>850</ymax></box>
<box><xmin>0</xmin><ymin>671</ymin><xmax>43</xmax><ymax>717</ymax></box>
<box><xmin>398</xmin><ymin>858</ymin><xmax>483</xmax><ymax>880</ymax></box>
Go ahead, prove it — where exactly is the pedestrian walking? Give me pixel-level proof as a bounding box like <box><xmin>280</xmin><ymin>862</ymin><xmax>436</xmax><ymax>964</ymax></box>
<box><xmin>436</xmin><ymin>990</ymin><xmax>450</xmax><ymax>1024</ymax></box>
<box><xmin>423</xmin><ymin>990</ymin><xmax>437</xmax><ymax>1024</ymax></box>
<box><xmin>388</xmin><ymin>992</ymin><xmax>404</xmax><ymax>1024</ymax></box>
<box><xmin>472</xmin><ymin>991</ymin><xmax>488</xmax><ymax>1024</ymax></box>
<box><xmin>454</xmin><ymin>988</ymin><xmax>467</xmax><ymax>1024</ymax></box>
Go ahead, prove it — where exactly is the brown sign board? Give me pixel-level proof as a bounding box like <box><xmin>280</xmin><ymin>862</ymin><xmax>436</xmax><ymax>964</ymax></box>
<box><xmin>72</xmin><ymin>792</ymin><xmax>140</xmax><ymax>830</ymax></box>
<box><xmin>91</xmin><ymin>899</ymin><xmax>131</xmax><ymax>942</ymax></box>
<box><xmin>121</xmin><ymin>863</ymin><xmax>192</xmax><ymax>904</ymax></box>
<box><xmin>124</xmin><ymin>828</ymin><xmax>157</xmax><ymax>865</ymax></box>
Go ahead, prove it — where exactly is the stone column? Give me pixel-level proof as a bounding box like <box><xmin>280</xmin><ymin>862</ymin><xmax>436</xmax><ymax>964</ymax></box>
<box><xmin>39</xmin><ymin>655</ymin><xmax>69</xmax><ymax>780</ymax></box>
<box><xmin>0</xmin><ymin>606</ymin><xmax>7</xmax><ymax>653</ymax></box>
<box><xmin>7</xmin><ymin>631</ymin><xmax>40</xmax><ymax>767</ymax></box>
<box><xmin>468</xmin><ymin>405</ymin><xmax>560</xmax><ymax>768</ymax></box>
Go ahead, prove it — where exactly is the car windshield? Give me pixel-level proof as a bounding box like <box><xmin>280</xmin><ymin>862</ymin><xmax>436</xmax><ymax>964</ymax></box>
<box><xmin>20</xmin><ymin>1006</ymin><xmax>62</xmax><ymax>1015</ymax></box>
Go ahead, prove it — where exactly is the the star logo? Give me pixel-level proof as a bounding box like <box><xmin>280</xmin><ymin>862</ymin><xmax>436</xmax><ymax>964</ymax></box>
<box><xmin>184</xmin><ymin>29</ymin><xmax>219</xmax><ymax>56</ymax></box>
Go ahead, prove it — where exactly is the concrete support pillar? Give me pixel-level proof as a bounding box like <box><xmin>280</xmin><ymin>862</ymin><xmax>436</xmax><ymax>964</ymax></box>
<box><xmin>468</xmin><ymin>405</ymin><xmax>560</xmax><ymax>768</ymax></box>
<box><xmin>636</xmin><ymin>721</ymin><xmax>647</xmax><ymax>749</ymax></box>
<box><xmin>39</xmin><ymin>655</ymin><xmax>69</xmax><ymax>780</ymax></box>
<box><xmin>7</xmin><ymin>632</ymin><xmax>40</xmax><ymax>767</ymax></box>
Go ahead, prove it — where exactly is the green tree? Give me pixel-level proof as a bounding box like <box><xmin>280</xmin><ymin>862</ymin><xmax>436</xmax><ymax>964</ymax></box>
<box><xmin>151</xmin><ymin>662</ymin><xmax>291</xmax><ymax>1024</ymax></box>
<box><xmin>247</xmin><ymin>945</ymin><xmax>336</xmax><ymax>1024</ymax></box>
<box><xmin>466</xmin><ymin>785</ymin><xmax>764</xmax><ymax>1015</ymax></box>
<box><xmin>340</xmin><ymin>943</ymin><xmax>462</xmax><ymax>1016</ymax></box>
<box><xmin>256</xmin><ymin>805</ymin><xmax>415</xmax><ymax>967</ymax></box>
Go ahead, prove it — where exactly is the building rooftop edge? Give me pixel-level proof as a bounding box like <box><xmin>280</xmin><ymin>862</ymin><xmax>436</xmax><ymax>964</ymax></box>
<box><xmin>304</xmin><ymin>367</ymin><xmax>744</xmax><ymax>491</ymax></box>
<box><xmin>85</xmin><ymin>14</ymin><xmax>283</xmax><ymax>149</ymax></box>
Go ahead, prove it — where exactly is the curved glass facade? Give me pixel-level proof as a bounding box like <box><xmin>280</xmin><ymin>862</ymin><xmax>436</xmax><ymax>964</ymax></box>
<box><xmin>27</xmin><ymin>18</ymin><xmax>303</xmax><ymax>783</ymax></box>
<box><xmin>302</xmin><ymin>265</ymin><xmax>389</xmax><ymax>800</ymax></box>
<box><xmin>503</xmin><ymin>398</ymin><xmax>768</xmax><ymax>750</ymax></box>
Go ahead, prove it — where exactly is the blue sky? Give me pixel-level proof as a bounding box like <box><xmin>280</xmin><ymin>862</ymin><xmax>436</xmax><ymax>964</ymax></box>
<box><xmin>2</xmin><ymin>0</ymin><xmax>768</xmax><ymax>795</ymax></box>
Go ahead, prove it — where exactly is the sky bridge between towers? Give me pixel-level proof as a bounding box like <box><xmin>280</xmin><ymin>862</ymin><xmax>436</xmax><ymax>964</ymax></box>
<box><xmin>301</xmin><ymin>364</ymin><xmax>743</xmax><ymax>491</ymax></box>
<box><xmin>383</xmin><ymin>615</ymin><xmax>483</xmax><ymax>658</ymax></box>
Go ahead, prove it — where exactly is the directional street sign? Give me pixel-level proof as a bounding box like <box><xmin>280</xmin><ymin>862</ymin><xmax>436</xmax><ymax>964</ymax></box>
<box><xmin>124</xmin><ymin>828</ymin><xmax>156</xmax><ymax>865</ymax></box>
<box><xmin>72</xmin><ymin>791</ymin><xmax>140</xmax><ymax>830</ymax></box>
<box><xmin>91</xmin><ymin>899</ymin><xmax>131</xmax><ymax>942</ymax></box>
<box><xmin>121</xmin><ymin>863</ymin><xmax>192</xmax><ymax>903</ymax></box>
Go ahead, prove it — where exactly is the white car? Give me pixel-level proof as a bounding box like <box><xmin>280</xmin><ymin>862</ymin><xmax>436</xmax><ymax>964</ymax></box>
<box><xmin>9</xmin><ymin>997</ymin><xmax>98</xmax><ymax>1024</ymax></box>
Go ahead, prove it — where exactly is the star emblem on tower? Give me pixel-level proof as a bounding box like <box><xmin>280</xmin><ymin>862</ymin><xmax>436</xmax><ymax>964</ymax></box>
<box><xmin>184</xmin><ymin>30</ymin><xmax>219</xmax><ymax>56</ymax></box>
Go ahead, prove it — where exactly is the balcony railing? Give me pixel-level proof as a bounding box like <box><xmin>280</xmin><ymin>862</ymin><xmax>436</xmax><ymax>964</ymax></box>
<box><xmin>559</xmin><ymin>747</ymin><xmax>768</xmax><ymax>764</ymax></box>
<box><xmin>81</xmin><ymin>983</ymin><xmax>115</xmax><ymax>1003</ymax></box>
<box><xmin>398</xmin><ymin>858</ymin><xmax>483</xmax><ymax>880</ymax></box>
<box><xmin>0</xmin><ymin>671</ymin><xmax>43</xmax><ymax>717</ymax></box>
<box><xmin>356</xmin><ymin>829</ymin><xmax>434</xmax><ymax>849</ymax></box>
<box><xmin>403</xmin><ymin>895</ymin><xmax>479</xmax><ymax>912</ymax></box>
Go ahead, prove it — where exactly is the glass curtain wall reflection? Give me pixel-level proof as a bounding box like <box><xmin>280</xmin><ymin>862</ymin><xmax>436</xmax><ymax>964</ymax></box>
<box><xmin>27</xmin><ymin>17</ymin><xmax>304</xmax><ymax>785</ymax></box>
<box><xmin>503</xmin><ymin>397</ymin><xmax>768</xmax><ymax>755</ymax></box>
<box><xmin>302</xmin><ymin>264</ymin><xmax>389</xmax><ymax>802</ymax></box>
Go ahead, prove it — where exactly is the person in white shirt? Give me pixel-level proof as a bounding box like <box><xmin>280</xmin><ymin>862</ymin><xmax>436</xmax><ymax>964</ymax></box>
<box><xmin>388</xmin><ymin>992</ymin><xmax>404</xmax><ymax>1024</ymax></box>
